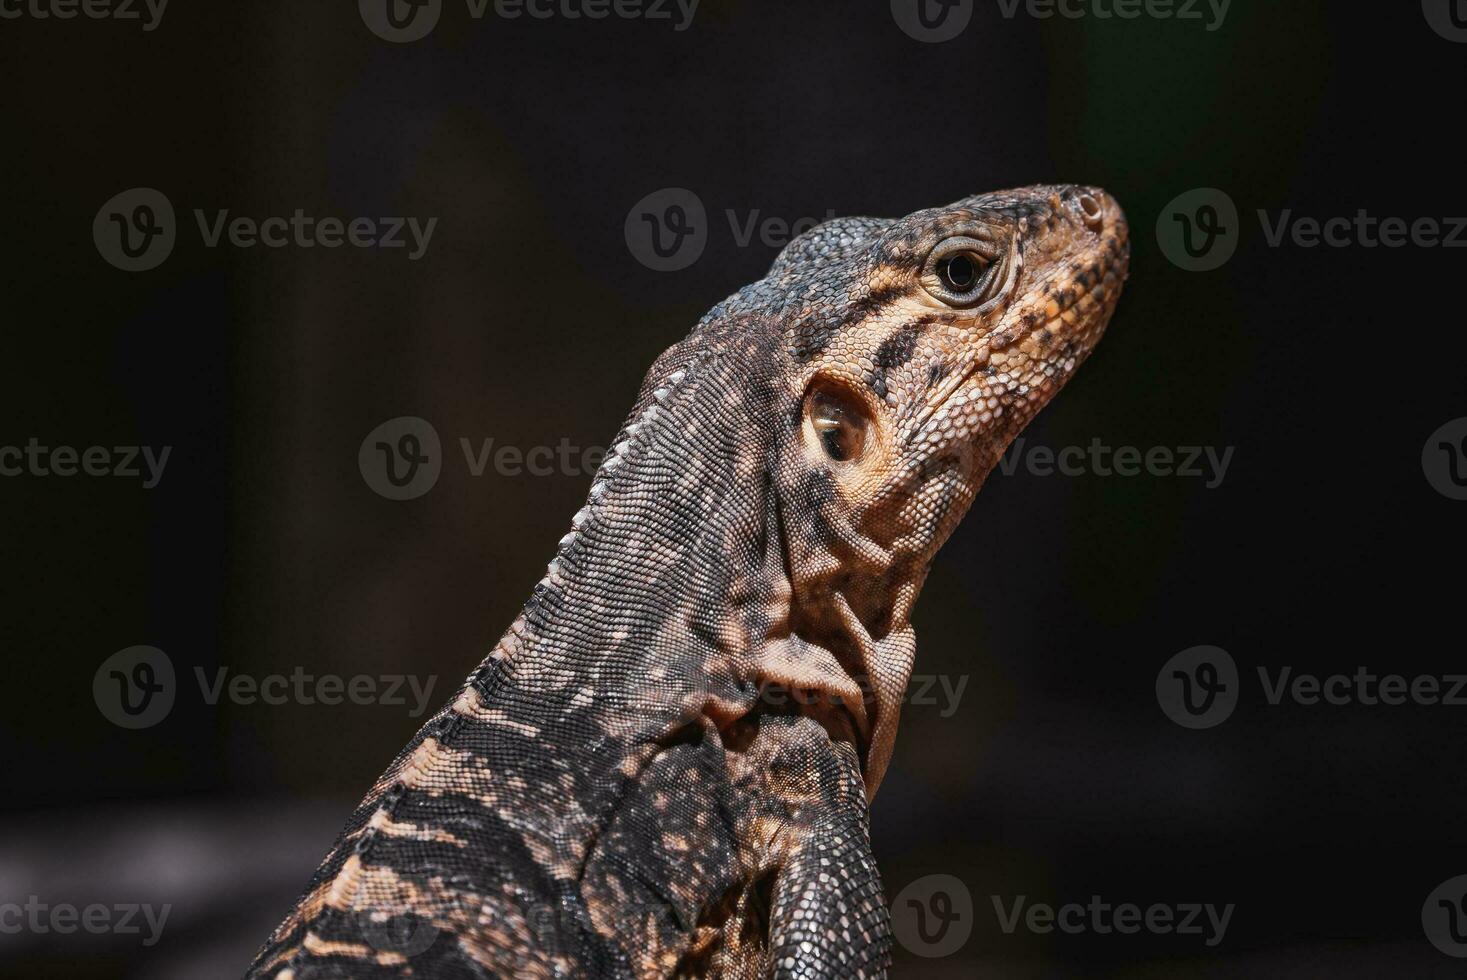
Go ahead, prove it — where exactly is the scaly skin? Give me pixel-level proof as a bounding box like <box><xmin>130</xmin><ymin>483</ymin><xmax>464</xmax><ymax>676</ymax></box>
<box><xmin>246</xmin><ymin>184</ymin><xmax>1130</xmax><ymax>979</ymax></box>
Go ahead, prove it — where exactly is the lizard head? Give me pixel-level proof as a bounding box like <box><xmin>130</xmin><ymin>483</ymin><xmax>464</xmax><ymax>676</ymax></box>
<box><xmin>777</xmin><ymin>184</ymin><xmax>1129</xmax><ymax>570</ymax></box>
<box><xmin>584</xmin><ymin>186</ymin><xmax>1128</xmax><ymax>800</ymax></box>
<box><xmin>685</xmin><ymin>185</ymin><xmax>1130</xmax><ymax>793</ymax></box>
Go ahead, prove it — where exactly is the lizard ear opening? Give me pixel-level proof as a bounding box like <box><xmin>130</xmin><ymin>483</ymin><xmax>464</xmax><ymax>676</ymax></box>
<box><xmin>808</xmin><ymin>384</ymin><xmax>868</xmax><ymax>463</ymax></box>
<box><xmin>800</xmin><ymin>376</ymin><xmax>888</xmax><ymax>482</ymax></box>
<box><xmin>803</xmin><ymin>378</ymin><xmax>868</xmax><ymax>466</ymax></box>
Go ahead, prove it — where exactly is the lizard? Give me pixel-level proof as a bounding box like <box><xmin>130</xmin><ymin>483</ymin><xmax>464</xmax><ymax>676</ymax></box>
<box><xmin>244</xmin><ymin>183</ymin><xmax>1130</xmax><ymax>980</ymax></box>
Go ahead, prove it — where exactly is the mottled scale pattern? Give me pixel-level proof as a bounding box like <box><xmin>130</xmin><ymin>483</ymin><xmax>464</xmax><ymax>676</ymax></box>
<box><xmin>245</xmin><ymin>185</ymin><xmax>1130</xmax><ymax>979</ymax></box>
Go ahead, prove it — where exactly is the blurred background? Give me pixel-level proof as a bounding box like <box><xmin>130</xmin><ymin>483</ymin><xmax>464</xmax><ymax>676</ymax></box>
<box><xmin>3</xmin><ymin>0</ymin><xmax>1466</xmax><ymax>976</ymax></box>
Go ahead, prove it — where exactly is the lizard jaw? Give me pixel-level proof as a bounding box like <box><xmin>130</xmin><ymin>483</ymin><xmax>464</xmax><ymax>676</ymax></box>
<box><xmin>721</xmin><ymin>588</ymin><xmax>916</xmax><ymax>797</ymax></box>
<box><xmin>733</xmin><ymin>632</ymin><xmax>873</xmax><ymax>756</ymax></box>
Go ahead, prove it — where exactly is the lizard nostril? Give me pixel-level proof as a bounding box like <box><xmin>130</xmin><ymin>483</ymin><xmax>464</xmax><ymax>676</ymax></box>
<box><xmin>1076</xmin><ymin>193</ymin><xmax>1105</xmax><ymax>230</ymax></box>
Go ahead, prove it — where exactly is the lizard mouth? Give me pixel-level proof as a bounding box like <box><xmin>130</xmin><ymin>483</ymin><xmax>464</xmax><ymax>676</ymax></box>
<box><xmin>721</xmin><ymin>666</ymin><xmax>872</xmax><ymax>779</ymax></box>
<box><xmin>708</xmin><ymin>647</ymin><xmax>873</xmax><ymax>774</ymax></box>
<box><xmin>706</xmin><ymin>673</ymin><xmax>870</xmax><ymax>777</ymax></box>
<box><xmin>760</xmin><ymin>682</ymin><xmax>868</xmax><ymax>762</ymax></box>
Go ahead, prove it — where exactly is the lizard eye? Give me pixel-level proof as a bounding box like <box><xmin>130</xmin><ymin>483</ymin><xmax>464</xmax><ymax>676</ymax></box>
<box><xmin>806</xmin><ymin>384</ymin><xmax>869</xmax><ymax>463</ymax></box>
<box><xmin>922</xmin><ymin>235</ymin><xmax>1008</xmax><ymax>308</ymax></box>
<box><xmin>941</xmin><ymin>252</ymin><xmax>980</xmax><ymax>290</ymax></box>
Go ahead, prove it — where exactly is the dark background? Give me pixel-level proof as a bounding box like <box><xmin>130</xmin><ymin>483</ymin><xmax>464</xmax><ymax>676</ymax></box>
<box><xmin>3</xmin><ymin>0</ymin><xmax>1466</xmax><ymax>976</ymax></box>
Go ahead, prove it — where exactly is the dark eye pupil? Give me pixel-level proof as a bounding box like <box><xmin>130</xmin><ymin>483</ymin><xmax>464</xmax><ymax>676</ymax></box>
<box><xmin>944</xmin><ymin>254</ymin><xmax>976</xmax><ymax>290</ymax></box>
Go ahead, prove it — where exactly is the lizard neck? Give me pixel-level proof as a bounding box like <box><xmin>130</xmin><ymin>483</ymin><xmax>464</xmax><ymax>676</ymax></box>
<box><xmin>489</xmin><ymin>347</ymin><xmax>765</xmax><ymax>727</ymax></box>
<box><xmin>478</xmin><ymin>340</ymin><xmax>913</xmax><ymax>794</ymax></box>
